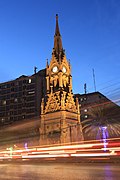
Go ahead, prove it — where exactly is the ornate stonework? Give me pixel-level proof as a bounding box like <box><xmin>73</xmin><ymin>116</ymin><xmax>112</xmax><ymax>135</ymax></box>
<box><xmin>43</xmin><ymin>91</ymin><xmax>78</xmax><ymax>114</ymax></box>
<box><xmin>39</xmin><ymin>15</ymin><xmax>83</xmax><ymax>145</ymax></box>
<box><xmin>45</xmin><ymin>92</ymin><xmax>60</xmax><ymax>113</ymax></box>
<box><xmin>65</xmin><ymin>92</ymin><xmax>77</xmax><ymax>113</ymax></box>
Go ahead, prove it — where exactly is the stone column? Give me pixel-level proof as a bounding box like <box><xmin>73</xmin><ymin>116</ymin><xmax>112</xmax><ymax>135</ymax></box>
<box><xmin>46</xmin><ymin>76</ymin><xmax>49</xmax><ymax>92</ymax></box>
<box><xmin>59</xmin><ymin>72</ymin><xmax>63</xmax><ymax>88</ymax></box>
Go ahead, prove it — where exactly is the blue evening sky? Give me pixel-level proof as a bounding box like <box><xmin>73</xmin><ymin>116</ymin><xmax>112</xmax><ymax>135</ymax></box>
<box><xmin>0</xmin><ymin>0</ymin><xmax>120</xmax><ymax>103</ymax></box>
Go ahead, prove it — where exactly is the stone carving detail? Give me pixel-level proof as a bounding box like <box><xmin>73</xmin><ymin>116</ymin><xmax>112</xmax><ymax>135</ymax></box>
<box><xmin>45</xmin><ymin>93</ymin><xmax>60</xmax><ymax>113</ymax></box>
<box><xmin>44</xmin><ymin>91</ymin><xmax>77</xmax><ymax>113</ymax></box>
<box><xmin>61</xmin><ymin>94</ymin><xmax>65</xmax><ymax>110</ymax></box>
<box><xmin>65</xmin><ymin>92</ymin><xmax>77</xmax><ymax>113</ymax></box>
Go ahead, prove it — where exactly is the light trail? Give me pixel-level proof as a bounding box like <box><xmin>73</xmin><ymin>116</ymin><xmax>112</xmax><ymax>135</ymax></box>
<box><xmin>0</xmin><ymin>138</ymin><xmax>119</xmax><ymax>162</ymax></box>
<box><xmin>71</xmin><ymin>153</ymin><xmax>117</xmax><ymax>157</ymax></box>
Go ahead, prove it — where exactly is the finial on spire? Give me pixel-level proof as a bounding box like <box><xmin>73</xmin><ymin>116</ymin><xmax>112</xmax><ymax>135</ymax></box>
<box><xmin>46</xmin><ymin>59</ymin><xmax>48</xmax><ymax>65</ymax></box>
<box><xmin>34</xmin><ymin>66</ymin><xmax>37</xmax><ymax>74</ymax></box>
<box><xmin>46</xmin><ymin>59</ymin><xmax>49</xmax><ymax>69</ymax></box>
<box><xmin>56</xmin><ymin>14</ymin><xmax>58</xmax><ymax>20</ymax></box>
<box><xmin>69</xmin><ymin>59</ymin><xmax>71</xmax><ymax>65</ymax></box>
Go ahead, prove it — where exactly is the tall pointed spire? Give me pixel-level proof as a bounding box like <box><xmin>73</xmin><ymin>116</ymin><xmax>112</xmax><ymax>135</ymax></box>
<box><xmin>54</xmin><ymin>14</ymin><xmax>63</xmax><ymax>59</ymax></box>
<box><xmin>55</xmin><ymin>14</ymin><xmax>60</xmax><ymax>36</ymax></box>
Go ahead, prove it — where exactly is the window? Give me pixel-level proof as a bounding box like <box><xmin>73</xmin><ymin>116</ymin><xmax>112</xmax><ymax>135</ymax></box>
<box><xmin>11</xmin><ymin>83</ymin><xmax>14</xmax><ymax>86</ymax></box>
<box><xmin>11</xmin><ymin>88</ymin><xmax>14</xmax><ymax>92</ymax></box>
<box><xmin>2</xmin><ymin>85</ymin><xmax>7</xmax><ymax>89</ymax></box>
<box><xmin>3</xmin><ymin>100</ymin><xmax>6</xmax><ymax>105</ymax></box>
<box><xmin>28</xmin><ymin>91</ymin><xmax>35</xmax><ymax>94</ymax></box>
<box><xmin>1</xmin><ymin>118</ymin><xmax>5</xmax><ymax>122</ymax></box>
<box><xmin>29</xmin><ymin>79</ymin><xmax>32</xmax><ymax>83</ymax></box>
<box><xmin>14</xmin><ymin>98</ymin><xmax>18</xmax><ymax>102</ymax></box>
<box><xmin>15</xmin><ymin>81</ymin><xmax>19</xmax><ymax>86</ymax></box>
<box><xmin>84</xmin><ymin>115</ymin><xmax>88</xmax><ymax>119</ymax></box>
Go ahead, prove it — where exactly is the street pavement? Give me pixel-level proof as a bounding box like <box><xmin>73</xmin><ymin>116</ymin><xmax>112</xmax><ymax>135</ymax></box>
<box><xmin>0</xmin><ymin>162</ymin><xmax>120</xmax><ymax>180</ymax></box>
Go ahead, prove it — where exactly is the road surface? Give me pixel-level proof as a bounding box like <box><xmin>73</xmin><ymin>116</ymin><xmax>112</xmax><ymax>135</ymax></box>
<box><xmin>0</xmin><ymin>162</ymin><xmax>119</xmax><ymax>180</ymax></box>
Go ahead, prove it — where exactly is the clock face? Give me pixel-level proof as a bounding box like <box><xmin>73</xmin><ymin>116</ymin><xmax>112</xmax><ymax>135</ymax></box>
<box><xmin>62</xmin><ymin>66</ymin><xmax>66</xmax><ymax>73</ymax></box>
<box><xmin>52</xmin><ymin>66</ymin><xmax>58</xmax><ymax>73</ymax></box>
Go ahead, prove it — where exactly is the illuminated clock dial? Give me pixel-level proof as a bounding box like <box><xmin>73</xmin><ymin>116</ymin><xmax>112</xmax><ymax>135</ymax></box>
<box><xmin>52</xmin><ymin>66</ymin><xmax>58</xmax><ymax>73</ymax></box>
<box><xmin>62</xmin><ymin>66</ymin><xmax>66</xmax><ymax>73</ymax></box>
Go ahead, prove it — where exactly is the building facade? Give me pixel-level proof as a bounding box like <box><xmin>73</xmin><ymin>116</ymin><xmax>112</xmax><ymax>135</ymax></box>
<box><xmin>0</xmin><ymin>69</ymin><xmax>46</xmax><ymax>126</ymax></box>
<box><xmin>75</xmin><ymin>92</ymin><xmax>120</xmax><ymax>140</ymax></box>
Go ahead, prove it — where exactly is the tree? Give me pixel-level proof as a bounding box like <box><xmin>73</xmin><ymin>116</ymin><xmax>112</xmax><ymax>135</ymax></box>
<box><xmin>81</xmin><ymin>102</ymin><xmax>120</xmax><ymax>140</ymax></box>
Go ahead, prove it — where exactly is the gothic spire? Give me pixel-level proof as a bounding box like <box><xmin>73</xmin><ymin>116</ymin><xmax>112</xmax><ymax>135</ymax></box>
<box><xmin>55</xmin><ymin>14</ymin><xmax>60</xmax><ymax>36</ymax></box>
<box><xmin>54</xmin><ymin>14</ymin><xmax>63</xmax><ymax>58</ymax></box>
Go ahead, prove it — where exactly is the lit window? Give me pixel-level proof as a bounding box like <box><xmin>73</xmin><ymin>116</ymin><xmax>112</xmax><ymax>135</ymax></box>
<box><xmin>29</xmin><ymin>79</ymin><xmax>32</xmax><ymax>83</ymax></box>
<box><xmin>84</xmin><ymin>115</ymin><xmax>88</xmax><ymax>119</ymax></box>
<box><xmin>1</xmin><ymin>118</ymin><xmax>5</xmax><ymax>122</ymax></box>
<box><xmin>3</xmin><ymin>100</ymin><xmax>6</xmax><ymax>105</ymax></box>
<box><xmin>28</xmin><ymin>91</ymin><xmax>35</xmax><ymax>94</ymax></box>
<box><xmin>14</xmin><ymin>98</ymin><xmax>18</xmax><ymax>102</ymax></box>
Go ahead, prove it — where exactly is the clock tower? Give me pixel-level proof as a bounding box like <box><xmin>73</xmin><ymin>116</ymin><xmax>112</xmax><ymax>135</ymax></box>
<box><xmin>39</xmin><ymin>15</ymin><xmax>83</xmax><ymax>145</ymax></box>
